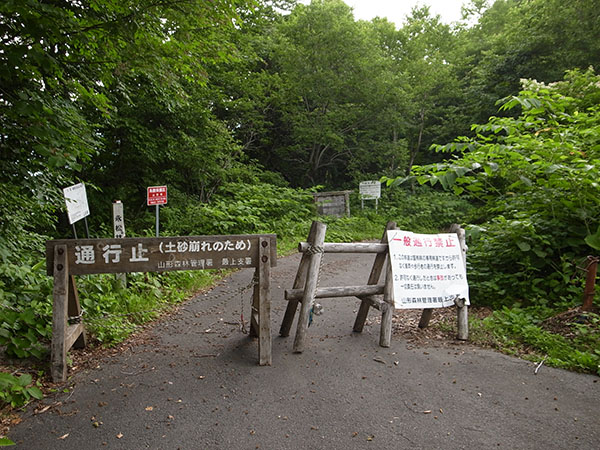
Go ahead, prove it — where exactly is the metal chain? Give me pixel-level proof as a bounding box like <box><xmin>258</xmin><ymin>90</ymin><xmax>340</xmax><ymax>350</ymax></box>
<box><xmin>82</xmin><ymin>276</ymin><xmax>257</xmax><ymax>328</ymax></box>
<box><xmin>1</xmin><ymin>276</ymin><xmax>258</xmax><ymax>343</ymax></box>
<box><xmin>68</xmin><ymin>309</ymin><xmax>85</xmax><ymax>324</ymax></box>
<box><xmin>0</xmin><ymin>302</ymin><xmax>25</xmax><ymax>313</ymax></box>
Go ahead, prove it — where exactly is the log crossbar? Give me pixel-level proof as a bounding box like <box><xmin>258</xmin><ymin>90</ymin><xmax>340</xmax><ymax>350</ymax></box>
<box><xmin>285</xmin><ymin>284</ymin><xmax>385</xmax><ymax>301</ymax></box>
<box><xmin>298</xmin><ymin>242</ymin><xmax>389</xmax><ymax>254</ymax></box>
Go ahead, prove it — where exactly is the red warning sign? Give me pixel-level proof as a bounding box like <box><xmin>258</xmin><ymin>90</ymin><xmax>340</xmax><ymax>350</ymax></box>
<box><xmin>147</xmin><ymin>186</ymin><xmax>167</xmax><ymax>206</ymax></box>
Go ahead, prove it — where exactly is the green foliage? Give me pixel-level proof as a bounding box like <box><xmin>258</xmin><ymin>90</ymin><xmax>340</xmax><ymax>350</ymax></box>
<box><xmin>268</xmin><ymin>0</ymin><xmax>394</xmax><ymax>186</ymax></box>
<box><xmin>377</xmin><ymin>186</ymin><xmax>474</xmax><ymax>234</ymax></box>
<box><xmin>161</xmin><ymin>182</ymin><xmax>316</xmax><ymax>243</ymax></box>
<box><xmin>0</xmin><ymin>372</ymin><xmax>43</xmax><ymax>409</ymax></box>
<box><xmin>477</xmin><ymin>307</ymin><xmax>600</xmax><ymax>375</ymax></box>
<box><xmin>78</xmin><ymin>270</ymin><xmax>217</xmax><ymax>345</ymax></box>
<box><xmin>0</xmin><ymin>260</ymin><xmax>53</xmax><ymax>359</ymax></box>
<box><xmin>388</xmin><ymin>68</ymin><xmax>600</xmax><ymax>307</ymax></box>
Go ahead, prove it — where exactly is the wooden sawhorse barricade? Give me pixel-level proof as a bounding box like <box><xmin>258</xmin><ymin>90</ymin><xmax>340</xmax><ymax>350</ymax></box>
<box><xmin>279</xmin><ymin>221</ymin><xmax>468</xmax><ymax>351</ymax></box>
<box><xmin>46</xmin><ymin>234</ymin><xmax>276</xmax><ymax>382</ymax></box>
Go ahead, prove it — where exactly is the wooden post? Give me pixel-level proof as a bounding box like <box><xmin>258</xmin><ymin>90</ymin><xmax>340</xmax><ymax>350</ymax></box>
<box><xmin>285</xmin><ymin>284</ymin><xmax>385</xmax><ymax>300</ymax></box>
<box><xmin>353</xmin><ymin>221</ymin><xmax>396</xmax><ymax>333</ymax></box>
<box><xmin>582</xmin><ymin>256</ymin><xmax>598</xmax><ymax>312</ymax></box>
<box><xmin>257</xmin><ymin>237</ymin><xmax>272</xmax><ymax>365</ymax></box>
<box><xmin>418</xmin><ymin>309</ymin><xmax>433</xmax><ymax>329</ymax></box>
<box><xmin>279</xmin><ymin>221</ymin><xmax>319</xmax><ymax>337</ymax></box>
<box><xmin>298</xmin><ymin>242</ymin><xmax>388</xmax><ymax>253</ymax></box>
<box><xmin>113</xmin><ymin>200</ymin><xmax>127</xmax><ymax>289</ymax></box>
<box><xmin>344</xmin><ymin>191</ymin><xmax>350</xmax><ymax>217</ymax></box>
<box><xmin>379</xmin><ymin>258</ymin><xmax>394</xmax><ymax>347</ymax></box>
<box><xmin>293</xmin><ymin>221</ymin><xmax>327</xmax><ymax>353</ymax></box>
<box><xmin>51</xmin><ymin>245</ymin><xmax>69</xmax><ymax>382</ymax></box>
<box><xmin>453</xmin><ymin>225</ymin><xmax>469</xmax><ymax>340</ymax></box>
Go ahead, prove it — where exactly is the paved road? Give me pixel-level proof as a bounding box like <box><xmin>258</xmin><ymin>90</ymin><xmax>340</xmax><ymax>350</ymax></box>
<box><xmin>10</xmin><ymin>251</ymin><xmax>600</xmax><ymax>449</ymax></box>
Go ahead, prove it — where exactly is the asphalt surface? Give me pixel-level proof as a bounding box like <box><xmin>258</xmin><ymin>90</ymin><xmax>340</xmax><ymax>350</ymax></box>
<box><xmin>9</xmin><ymin>251</ymin><xmax>600</xmax><ymax>449</ymax></box>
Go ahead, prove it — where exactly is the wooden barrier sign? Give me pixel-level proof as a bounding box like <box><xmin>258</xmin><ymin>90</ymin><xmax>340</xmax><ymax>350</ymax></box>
<box><xmin>46</xmin><ymin>235</ymin><xmax>276</xmax><ymax>276</ymax></box>
<box><xmin>46</xmin><ymin>234</ymin><xmax>276</xmax><ymax>382</ymax></box>
<box><xmin>280</xmin><ymin>221</ymin><xmax>468</xmax><ymax>354</ymax></box>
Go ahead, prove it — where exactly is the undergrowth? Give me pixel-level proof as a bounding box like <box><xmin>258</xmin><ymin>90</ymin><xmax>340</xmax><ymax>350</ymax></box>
<box><xmin>468</xmin><ymin>305</ymin><xmax>600</xmax><ymax>375</ymax></box>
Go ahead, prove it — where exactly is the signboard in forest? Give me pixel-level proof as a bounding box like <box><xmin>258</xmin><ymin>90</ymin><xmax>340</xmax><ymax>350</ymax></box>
<box><xmin>387</xmin><ymin>230</ymin><xmax>469</xmax><ymax>309</ymax></box>
<box><xmin>359</xmin><ymin>181</ymin><xmax>381</xmax><ymax>200</ymax></box>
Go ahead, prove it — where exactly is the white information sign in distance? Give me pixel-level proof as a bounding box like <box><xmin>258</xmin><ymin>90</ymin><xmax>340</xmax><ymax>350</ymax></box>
<box><xmin>387</xmin><ymin>230</ymin><xmax>469</xmax><ymax>309</ymax></box>
<box><xmin>63</xmin><ymin>183</ymin><xmax>90</xmax><ymax>225</ymax></box>
<box><xmin>359</xmin><ymin>181</ymin><xmax>381</xmax><ymax>200</ymax></box>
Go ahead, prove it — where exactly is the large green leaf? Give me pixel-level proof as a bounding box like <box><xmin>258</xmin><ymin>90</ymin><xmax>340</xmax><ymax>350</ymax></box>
<box><xmin>584</xmin><ymin>227</ymin><xmax>600</xmax><ymax>251</ymax></box>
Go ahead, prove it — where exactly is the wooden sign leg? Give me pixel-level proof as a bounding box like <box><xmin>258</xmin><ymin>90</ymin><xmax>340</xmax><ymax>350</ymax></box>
<box><xmin>456</xmin><ymin>298</ymin><xmax>469</xmax><ymax>340</ymax></box>
<box><xmin>293</xmin><ymin>222</ymin><xmax>327</xmax><ymax>353</ymax></box>
<box><xmin>257</xmin><ymin>237</ymin><xmax>272</xmax><ymax>365</ymax></box>
<box><xmin>354</xmin><ymin>221</ymin><xmax>396</xmax><ymax>333</ymax></box>
<box><xmin>418</xmin><ymin>309</ymin><xmax>433</xmax><ymax>329</ymax></box>
<box><xmin>379</xmin><ymin>257</ymin><xmax>394</xmax><ymax>347</ymax></box>
<box><xmin>68</xmin><ymin>276</ymin><xmax>86</xmax><ymax>348</ymax></box>
<box><xmin>280</xmin><ymin>221</ymin><xmax>319</xmax><ymax>337</ymax></box>
<box><xmin>51</xmin><ymin>245</ymin><xmax>69</xmax><ymax>383</ymax></box>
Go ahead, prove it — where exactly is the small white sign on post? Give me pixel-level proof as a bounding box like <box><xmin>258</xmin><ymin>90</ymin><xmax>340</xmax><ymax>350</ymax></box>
<box><xmin>359</xmin><ymin>181</ymin><xmax>381</xmax><ymax>200</ymax></box>
<box><xmin>359</xmin><ymin>181</ymin><xmax>381</xmax><ymax>212</ymax></box>
<box><xmin>387</xmin><ymin>230</ymin><xmax>469</xmax><ymax>309</ymax></box>
<box><xmin>63</xmin><ymin>183</ymin><xmax>90</xmax><ymax>225</ymax></box>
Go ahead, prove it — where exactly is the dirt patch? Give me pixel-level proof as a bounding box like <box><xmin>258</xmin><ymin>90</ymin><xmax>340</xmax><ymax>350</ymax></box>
<box><xmin>540</xmin><ymin>306</ymin><xmax>599</xmax><ymax>338</ymax></box>
<box><xmin>391</xmin><ymin>306</ymin><xmax>493</xmax><ymax>346</ymax></box>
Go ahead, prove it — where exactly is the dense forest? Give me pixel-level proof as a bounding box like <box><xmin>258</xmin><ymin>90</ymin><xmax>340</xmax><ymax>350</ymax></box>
<box><xmin>1</xmin><ymin>0</ymin><xmax>600</xmax><ymax>399</ymax></box>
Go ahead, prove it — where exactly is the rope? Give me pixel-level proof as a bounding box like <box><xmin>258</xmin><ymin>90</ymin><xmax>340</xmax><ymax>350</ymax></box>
<box><xmin>306</xmin><ymin>245</ymin><xmax>324</xmax><ymax>255</ymax></box>
<box><xmin>70</xmin><ymin>277</ymin><xmax>256</xmax><ymax>332</ymax></box>
<box><xmin>307</xmin><ymin>244</ymin><xmax>325</xmax><ymax>327</ymax></box>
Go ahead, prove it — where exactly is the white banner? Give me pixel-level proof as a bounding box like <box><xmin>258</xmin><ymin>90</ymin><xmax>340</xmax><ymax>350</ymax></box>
<box><xmin>387</xmin><ymin>230</ymin><xmax>469</xmax><ymax>309</ymax></box>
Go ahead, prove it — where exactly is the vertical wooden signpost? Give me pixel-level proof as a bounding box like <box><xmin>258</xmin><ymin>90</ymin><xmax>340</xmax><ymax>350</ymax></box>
<box><xmin>51</xmin><ymin>245</ymin><xmax>87</xmax><ymax>382</ymax></box>
<box><xmin>47</xmin><ymin>234</ymin><xmax>276</xmax><ymax>382</ymax></box>
<box><xmin>112</xmin><ymin>200</ymin><xmax>126</xmax><ymax>288</ymax></box>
